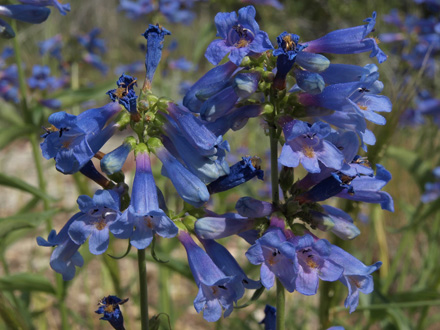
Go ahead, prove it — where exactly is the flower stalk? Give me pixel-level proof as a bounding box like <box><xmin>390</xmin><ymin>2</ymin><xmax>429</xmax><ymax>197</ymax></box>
<box><xmin>137</xmin><ymin>248</ymin><xmax>149</xmax><ymax>330</ymax></box>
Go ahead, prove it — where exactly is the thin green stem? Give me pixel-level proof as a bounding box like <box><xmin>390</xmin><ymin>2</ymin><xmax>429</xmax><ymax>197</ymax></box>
<box><xmin>276</xmin><ymin>279</ymin><xmax>285</xmax><ymax>330</ymax></box>
<box><xmin>138</xmin><ymin>249</ymin><xmax>149</xmax><ymax>330</ymax></box>
<box><xmin>269</xmin><ymin>114</ymin><xmax>284</xmax><ymax>329</ymax></box>
<box><xmin>56</xmin><ymin>274</ymin><xmax>69</xmax><ymax>330</ymax></box>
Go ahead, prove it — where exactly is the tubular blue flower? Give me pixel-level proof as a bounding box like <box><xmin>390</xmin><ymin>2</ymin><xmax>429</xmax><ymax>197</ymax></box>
<box><xmin>292</xmin><ymin>236</ymin><xmax>343</xmax><ymax>295</ymax></box>
<box><xmin>27</xmin><ymin>65</ymin><xmax>59</xmax><ymax>90</ymax></box>
<box><xmin>161</xmin><ymin>122</ymin><xmax>230</xmax><ymax>184</ymax></box>
<box><xmin>155</xmin><ymin>146</ymin><xmax>210</xmax><ymax>207</ymax></box>
<box><xmin>39</xmin><ymin>34</ymin><xmax>63</xmax><ymax>62</ymax></box>
<box><xmin>260</xmin><ymin>304</ymin><xmax>277</xmax><ymax>330</ymax></box>
<box><xmin>40</xmin><ymin>102</ymin><xmax>121</xmax><ymax>174</ymax></box>
<box><xmin>107</xmin><ymin>73</ymin><xmax>138</xmax><ymax>115</ymax></box>
<box><xmin>320</xmin><ymin>64</ymin><xmax>370</xmax><ymax>85</ymax></box>
<box><xmin>303</xmin><ymin>12</ymin><xmax>388</xmax><ymax>63</ymax></box>
<box><xmin>18</xmin><ymin>0</ymin><xmax>70</xmax><ymax>15</ymax></box>
<box><xmin>205</xmin><ymin>5</ymin><xmax>273</xmax><ymax>66</ymax></box>
<box><xmin>310</xmin><ymin>205</ymin><xmax>361</xmax><ymax>240</ymax></box>
<box><xmin>294</xmin><ymin>68</ymin><xmax>325</xmax><ymax>94</ymax></box>
<box><xmin>0</xmin><ymin>4</ymin><xmax>51</xmax><ymax>24</ymax></box>
<box><xmin>421</xmin><ymin>167</ymin><xmax>440</xmax><ymax>203</ymax></box>
<box><xmin>183</xmin><ymin>61</ymin><xmax>239</xmax><ymax>113</ymax></box>
<box><xmin>37</xmin><ymin>213</ymin><xmax>84</xmax><ymax>280</ymax></box>
<box><xmin>0</xmin><ymin>64</ymin><xmax>19</xmax><ymax>102</ymax></box>
<box><xmin>195</xmin><ymin>213</ymin><xmax>256</xmax><ymax>239</ymax></box>
<box><xmin>95</xmin><ymin>295</ymin><xmax>128</xmax><ymax>330</ymax></box>
<box><xmin>68</xmin><ymin>189</ymin><xmax>122</xmax><ymax>255</ymax></box>
<box><xmin>328</xmin><ymin>245</ymin><xmax>382</xmax><ymax>313</ymax></box>
<box><xmin>40</xmin><ymin>98</ymin><xmax>62</xmax><ymax>109</ymax></box>
<box><xmin>168</xmin><ymin>57</ymin><xmax>194</xmax><ymax>71</ymax></box>
<box><xmin>101</xmin><ymin>140</ymin><xmax>133</xmax><ymax>175</ymax></box>
<box><xmin>118</xmin><ymin>0</ymin><xmax>155</xmax><ymax>19</ymax></box>
<box><xmin>200</xmin><ymin>72</ymin><xmax>260</xmax><ymax>122</ymax></box>
<box><xmin>336</xmin><ymin>164</ymin><xmax>394</xmax><ymax>212</ymax></box>
<box><xmin>166</xmin><ymin>103</ymin><xmax>222</xmax><ymax>156</ymax></box>
<box><xmin>279</xmin><ymin>120</ymin><xmax>344</xmax><ymax>173</ymax></box>
<box><xmin>77</xmin><ymin>28</ymin><xmax>106</xmax><ymax>54</ymax></box>
<box><xmin>0</xmin><ymin>18</ymin><xmax>15</xmax><ymax>39</ymax></box>
<box><xmin>235</xmin><ymin>197</ymin><xmax>274</xmax><ymax>218</ymax></box>
<box><xmin>246</xmin><ymin>227</ymin><xmax>299</xmax><ymax>292</ymax></box>
<box><xmin>111</xmin><ymin>150</ymin><xmax>178</xmax><ymax>249</ymax></box>
<box><xmin>208</xmin><ymin>156</ymin><xmax>264</xmax><ymax>194</ymax></box>
<box><xmin>200</xmin><ymin>238</ymin><xmax>261</xmax><ymax>289</ymax></box>
<box><xmin>83</xmin><ymin>53</ymin><xmax>108</xmax><ymax>75</ymax></box>
<box><xmin>206</xmin><ymin>104</ymin><xmax>263</xmax><ymax>136</ymax></box>
<box><xmin>142</xmin><ymin>24</ymin><xmax>170</xmax><ymax>91</ymax></box>
<box><xmin>159</xmin><ymin>0</ymin><xmax>196</xmax><ymax>25</ymax></box>
<box><xmin>294</xmin><ymin>51</ymin><xmax>330</xmax><ymax>73</ymax></box>
<box><xmin>273</xmin><ymin>32</ymin><xmax>307</xmax><ymax>90</ymax></box>
<box><xmin>178</xmin><ymin>231</ymin><xmax>245</xmax><ymax>322</ymax></box>
<box><xmin>80</xmin><ymin>160</ymin><xmax>113</xmax><ymax>188</ymax></box>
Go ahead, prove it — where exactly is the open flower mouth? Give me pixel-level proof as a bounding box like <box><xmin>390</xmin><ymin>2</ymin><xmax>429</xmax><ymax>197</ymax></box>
<box><xmin>227</xmin><ymin>24</ymin><xmax>255</xmax><ymax>48</ymax></box>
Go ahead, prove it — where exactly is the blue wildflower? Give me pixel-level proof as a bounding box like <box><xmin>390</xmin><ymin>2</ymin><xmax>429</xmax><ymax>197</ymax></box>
<box><xmin>37</xmin><ymin>213</ymin><xmax>84</xmax><ymax>280</ymax></box>
<box><xmin>39</xmin><ymin>98</ymin><xmax>62</xmax><ymax>110</ymax></box>
<box><xmin>77</xmin><ymin>28</ymin><xmax>106</xmax><ymax>54</ymax></box>
<box><xmin>200</xmin><ymin>238</ymin><xmax>261</xmax><ymax>289</ymax></box>
<box><xmin>328</xmin><ymin>245</ymin><xmax>382</xmax><ymax>313</ymax></box>
<box><xmin>142</xmin><ymin>24</ymin><xmax>171</xmax><ymax>91</ymax></box>
<box><xmin>168</xmin><ymin>57</ymin><xmax>194</xmax><ymax>71</ymax></box>
<box><xmin>155</xmin><ymin>146</ymin><xmax>210</xmax><ymax>207</ymax></box>
<box><xmin>245</xmin><ymin>227</ymin><xmax>299</xmax><ymax>292</ymax></box>
<box><xmin>27</xmin><ymin>65</ymin><xmax>61</xmax><ymax>90</ymax></box>
<box><xmin>79</xmin><ymin>160</ymin><xmax>113</xmax><ymax>188</ymax></box>
<box><xmin>68</xmin><ymin>189</ymin><xmax>122</xmax><ymax>255</ymax></box>
<box><xmin>195</xmin><ymin>213</ymin><xmax>256</xmax><ymax>239</ymax></box>
<box><xmin>235</xmin><ymin>196</ymin><xmax>274</xmax><ymax>218</ymax></box>
<box><xmin>304</xmin><ymin>12</ymin><xmax>388</xmax><ymax>63</ymax></box>
<box><xmin>0</xmin><ymin>4</ymin><xmax>51</xmax><ymax>24</ymax></box>
<box><xmin>40</xmin><ymin>102</ymin><xmax>121</xmax><ymax>174</ymax></box>
<box><xmin>101</xmin><ymin>140</ymin><xmax>133</xmax><ymax>175</ymax></box>
<box><xmin>208</xmin><ymin>156</ymin><xmax>264</xmax><ymax>194</ymax></box>
<box><xmin>111</xmin><ymin>150</ymin><xmax>178</xmax><ymax>249</ymax></box>
<box><xmin>421</xmin><ymin>167</ymin><xmax>440</xmax><ymax>203</ymax></box>
<box><xmin>18</xmin><ymin>0</ymin><xmax>70</xmax><ymax>15</ymax></box>
<box><xmin>205</xmin><ymin>5</ymin><xmax>273</xmax><ymax>66</ymax></box>
<box><xmin>273</xmin><ymin>32</ymin><xmax>307</xmax><ymax>90</ymax></box>
<box><xmin>95</xmin><ymin>295</ymin><xmax>128</xmax><ymax>330</ymax></box>
<box><xmin>159</xmin><ymin>0</ymin><xmax>197</xmax><ymax>25</ymax></box>
<box><xmin>0</xmin><ymin>64</ymin><xmax>19</xmax><ymax>103</ymax></box>
<box><xmin>279</xmin><ymin>120</ymin><xmax>344</xmax><ymax>173</ymax></box>
<box><xmin>107</xmin><ymin>73</ymin><xmax>138</xmax><ymax>116</ymax></box>
<box><xmin>260</xmin><ymin>304</ymin><xmax>277</xmax><ymax>330</ymax></box>
<box><xmin>183</xmin><ymin>61</ymin><xmax>239</xmax><ymax>113</ymax></box>
<box><xmin>118</xmin><ymin>0</ymin><xmax>155</xmax><ymax>19</ymax></box>
<box><xmin>178</xmin><ymin>231</ymin><xmax>245</xmax><ymax>322</ymax></box>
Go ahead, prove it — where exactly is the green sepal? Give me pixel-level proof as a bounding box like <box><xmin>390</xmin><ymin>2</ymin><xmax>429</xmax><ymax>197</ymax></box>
<box><xmin>107</xmin><ymin>171</ymin><xmax>125</xmax><ymax>183</ymax></box>
<box><xmin>279</xmin><ymin>166</ymin><xmax>294</xmax><ymax>193</ymax></box>
<box><xmin>147</xmin><ymin>137</ymin><xmax>163</xmax><ymax>154</ymax></box>
<box><xmin>182</xmin><ymin>215</ymin><xmax>197</xmax><ymax>233</ymax></box>
<box><xmin>115</xmin><ymin>111</ymin><xmax>131</xmax><ymax>130</ymax></box>
<box><xmin>290</xmin><ymin>223</ymin><xmax>308</xmax><ymax>236</ymax></box>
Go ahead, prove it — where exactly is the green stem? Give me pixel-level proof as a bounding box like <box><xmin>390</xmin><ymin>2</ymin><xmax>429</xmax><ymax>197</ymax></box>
<box><xmin>56</xmin><ymin>274</ymin><xmax>69</xmax><ymax>330</ymax></box>
<box><xmin>138</xmin><ymin>249</ymin><xmax>149</xmax><ymax>330</ymax></box>
<box><xmin>269</xmin><ymin>117</ymin><xmax>284</xmax><ymax>330</ymax></box>
<box><xmin>276</xmin><ymin>279</ymin><xmax>285</xmax><ymax>330</ymax></box>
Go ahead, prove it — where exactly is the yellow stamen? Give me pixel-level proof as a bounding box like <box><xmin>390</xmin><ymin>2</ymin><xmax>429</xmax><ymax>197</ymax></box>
<box><xmin>95</xmin><ymin>218</ymin><xmax>106</xmax><ymax>231</ymax></box>
<box><xmin>104</xmin><ymin>305</ymin><xmax>115</xmax><ymax>313</ymax></box>
<box><xmin>283</xmin><ymin>35</ymin><xmax>296</xmax><ymax>51</ymax></box>
<box><xmin>235</xmin><ymin>38</ymin><xmax>249</xmax><ymax>48</ymax></box>
<box><xmin>303</xmin><ymin>146</ymin><xmax>315</xmax><ymax>158</ymax></box>
<box><xmin>251</xmin><ymin>156</ymin><xmax>262</xmax><ymax>169</ymax></box>
<box><xmin>307</xmin><ymin>259</ymin><xmax>319</xmax><ymax>269</ymax></box>
<box><xmin>357</xmin><ymin>104</ymin><xmax>368</xmax><ymax>111</ymax></box>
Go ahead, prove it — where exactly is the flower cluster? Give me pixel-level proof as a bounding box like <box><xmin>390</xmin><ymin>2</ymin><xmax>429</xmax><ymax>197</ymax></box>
<box><xmin>37</xmin><ymin>5</ymin><xmax>393</xmax><ymax>325</ymax></box>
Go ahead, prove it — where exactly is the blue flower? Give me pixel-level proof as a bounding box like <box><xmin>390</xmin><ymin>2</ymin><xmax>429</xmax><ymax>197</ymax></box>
<box><xmin>38</xmin><ymin>34</ymin><xmax>63</xmax><ymax>62</ymax></box>
<box><xmin>37</xmin><ymin>213</ymin><xmax>84</xmax><ymax>280</ymax></box>
<box><xmin>0</xmin><ymin>4</ymin><xmax>51</xmax><ymax>24</ymax></box>
<box><xmin>328</xmin><ymin>245</ymin><xmax>382</xmax><ymax>313</ymax></box>
<box><xmin>273</xmin><ymin>32</ymin><xmax>307</xmax><ymax>90</ymax></box>
<box><xmin>205</xmin><ymin>6</ymin><xmax>273</xmax><ymax>66</ymax></box>
<box><xmin>27</xmin><ymin>65</ymin><xmax>62</xmax><ymax>90</ymax></box>
<box><xmin>107</xmin><ymin>73</ymin><xmax>138</xmax><ymax>115</ymax></box>
<box><xmin>159</xmin><ymin>0</ymin><xmax>196</xmax><ymax>25</ymax></box>
<box><xmin>421</xmin><ymin>167</ymin><xmax>440</xmax><ymax>203</ymax></box>
<box><xmin>18</xmin><ymin>0</ymin><xmax>70</xmax><ymax>15</ymax></box>
<box><xmin>246</xmin><ymin>227</ymin><xmax>299</xmax><ymax>292</ymax></box>
<box><xmin>235</xmin><ymin>196</ymin><xmax>274</xmax><ymax>218</ymax></box>
<box><xmin>178</xmin><ymin>231</ymin><xmax>245</xmax><ymax>322</ymax></box>
<box><xmin>101</xmin><ymin>140</ymin><xmax>133</xmax><ymax>175</ymax></box>
<box><xmin>111</xmin><ymin>150</ymin><xmax>178</xmax><ymax>249</ymax></box>
<box><xmin>77</xmin><ymin>28</ymin><xmax>106</xmax><ymax>54</ymax></box>
<box><xmin>260</xmin><ymin>304</ymin><xmax>277</xmax><ymax>330</ymax></box>
<box><xmin>304</xmin><ymin>12</ymin><xmax>388</xmax><ymax>63</ymax></box>
<box><xmin>40</xmin><ymin>102</ymin><xmax>121</xmax><ymax>174</ymax></box>
<box><xmin>200</xmin><ymin>238</ymin><xmax>261</xmax><ymax>290</ymax></box>
<box><xmin>279</xmin><ymin>120</ymin><xmax>344</xmax><ymax>173</ymax></box>
<box><xmin>68</xmin><ymin>189</ymin><xmax>122</xmax><ymax>255</ymax></box>
<box><xmin>195</xmin><ymin>213</ymin><xmax>256</xmax><ymax>239</ymax></box>
<box><xmin>118</xmin><ymin>0</ymin><xmax>155</xmax><ymax>19</ymax></box>
<box><xmin>142</xmin><ymin>24</ymin><xmax>171</xmax><ymax>91</ymax></box>
<box><xmin>95</xmin><ymin>295</ymin><xmax>128</xmax><ymax>330</ymax></box>
<box><xmin>155</xmin><ymin>146</ymin><xmax>210</xmax><ymax>207</ymax></box>
<box><xmin>183</xmin><ymin>61</ymin><xmax>239</xmax><ymax>113</ymax></box>
<box><xmin>0</xmin><ymin>64</ymin><xmax>19</xmax><ymax>103</ymax></box>
<box><xmin>208</xmin><ymin>156</ymin><xmax>264</xmax><ymax>194</ymax></box>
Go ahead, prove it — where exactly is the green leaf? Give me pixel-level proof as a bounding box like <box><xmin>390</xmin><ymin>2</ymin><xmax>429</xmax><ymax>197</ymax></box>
<box><xmin>0</xmin><ymin>209</ymin><xmax>58</xmax><ymax>240</ymax></box>
<box><xmin>0</xmin><ymin>273</ymin><xmax>56</xmax><ymax>294</ymax></box>
<box><xmin>0</xmin><ymin>125</ymin><xmax>34</xmax><ymax>150</ymax></box>
<box><xmin>0</xmin><ymin>292</ymin><xmax>30</xmax><ymax>330</ymax></box>
<box><xmin>0</xmin><ymin>173</ymin><xmax>55</xmax><ymax>201</ymax></box>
